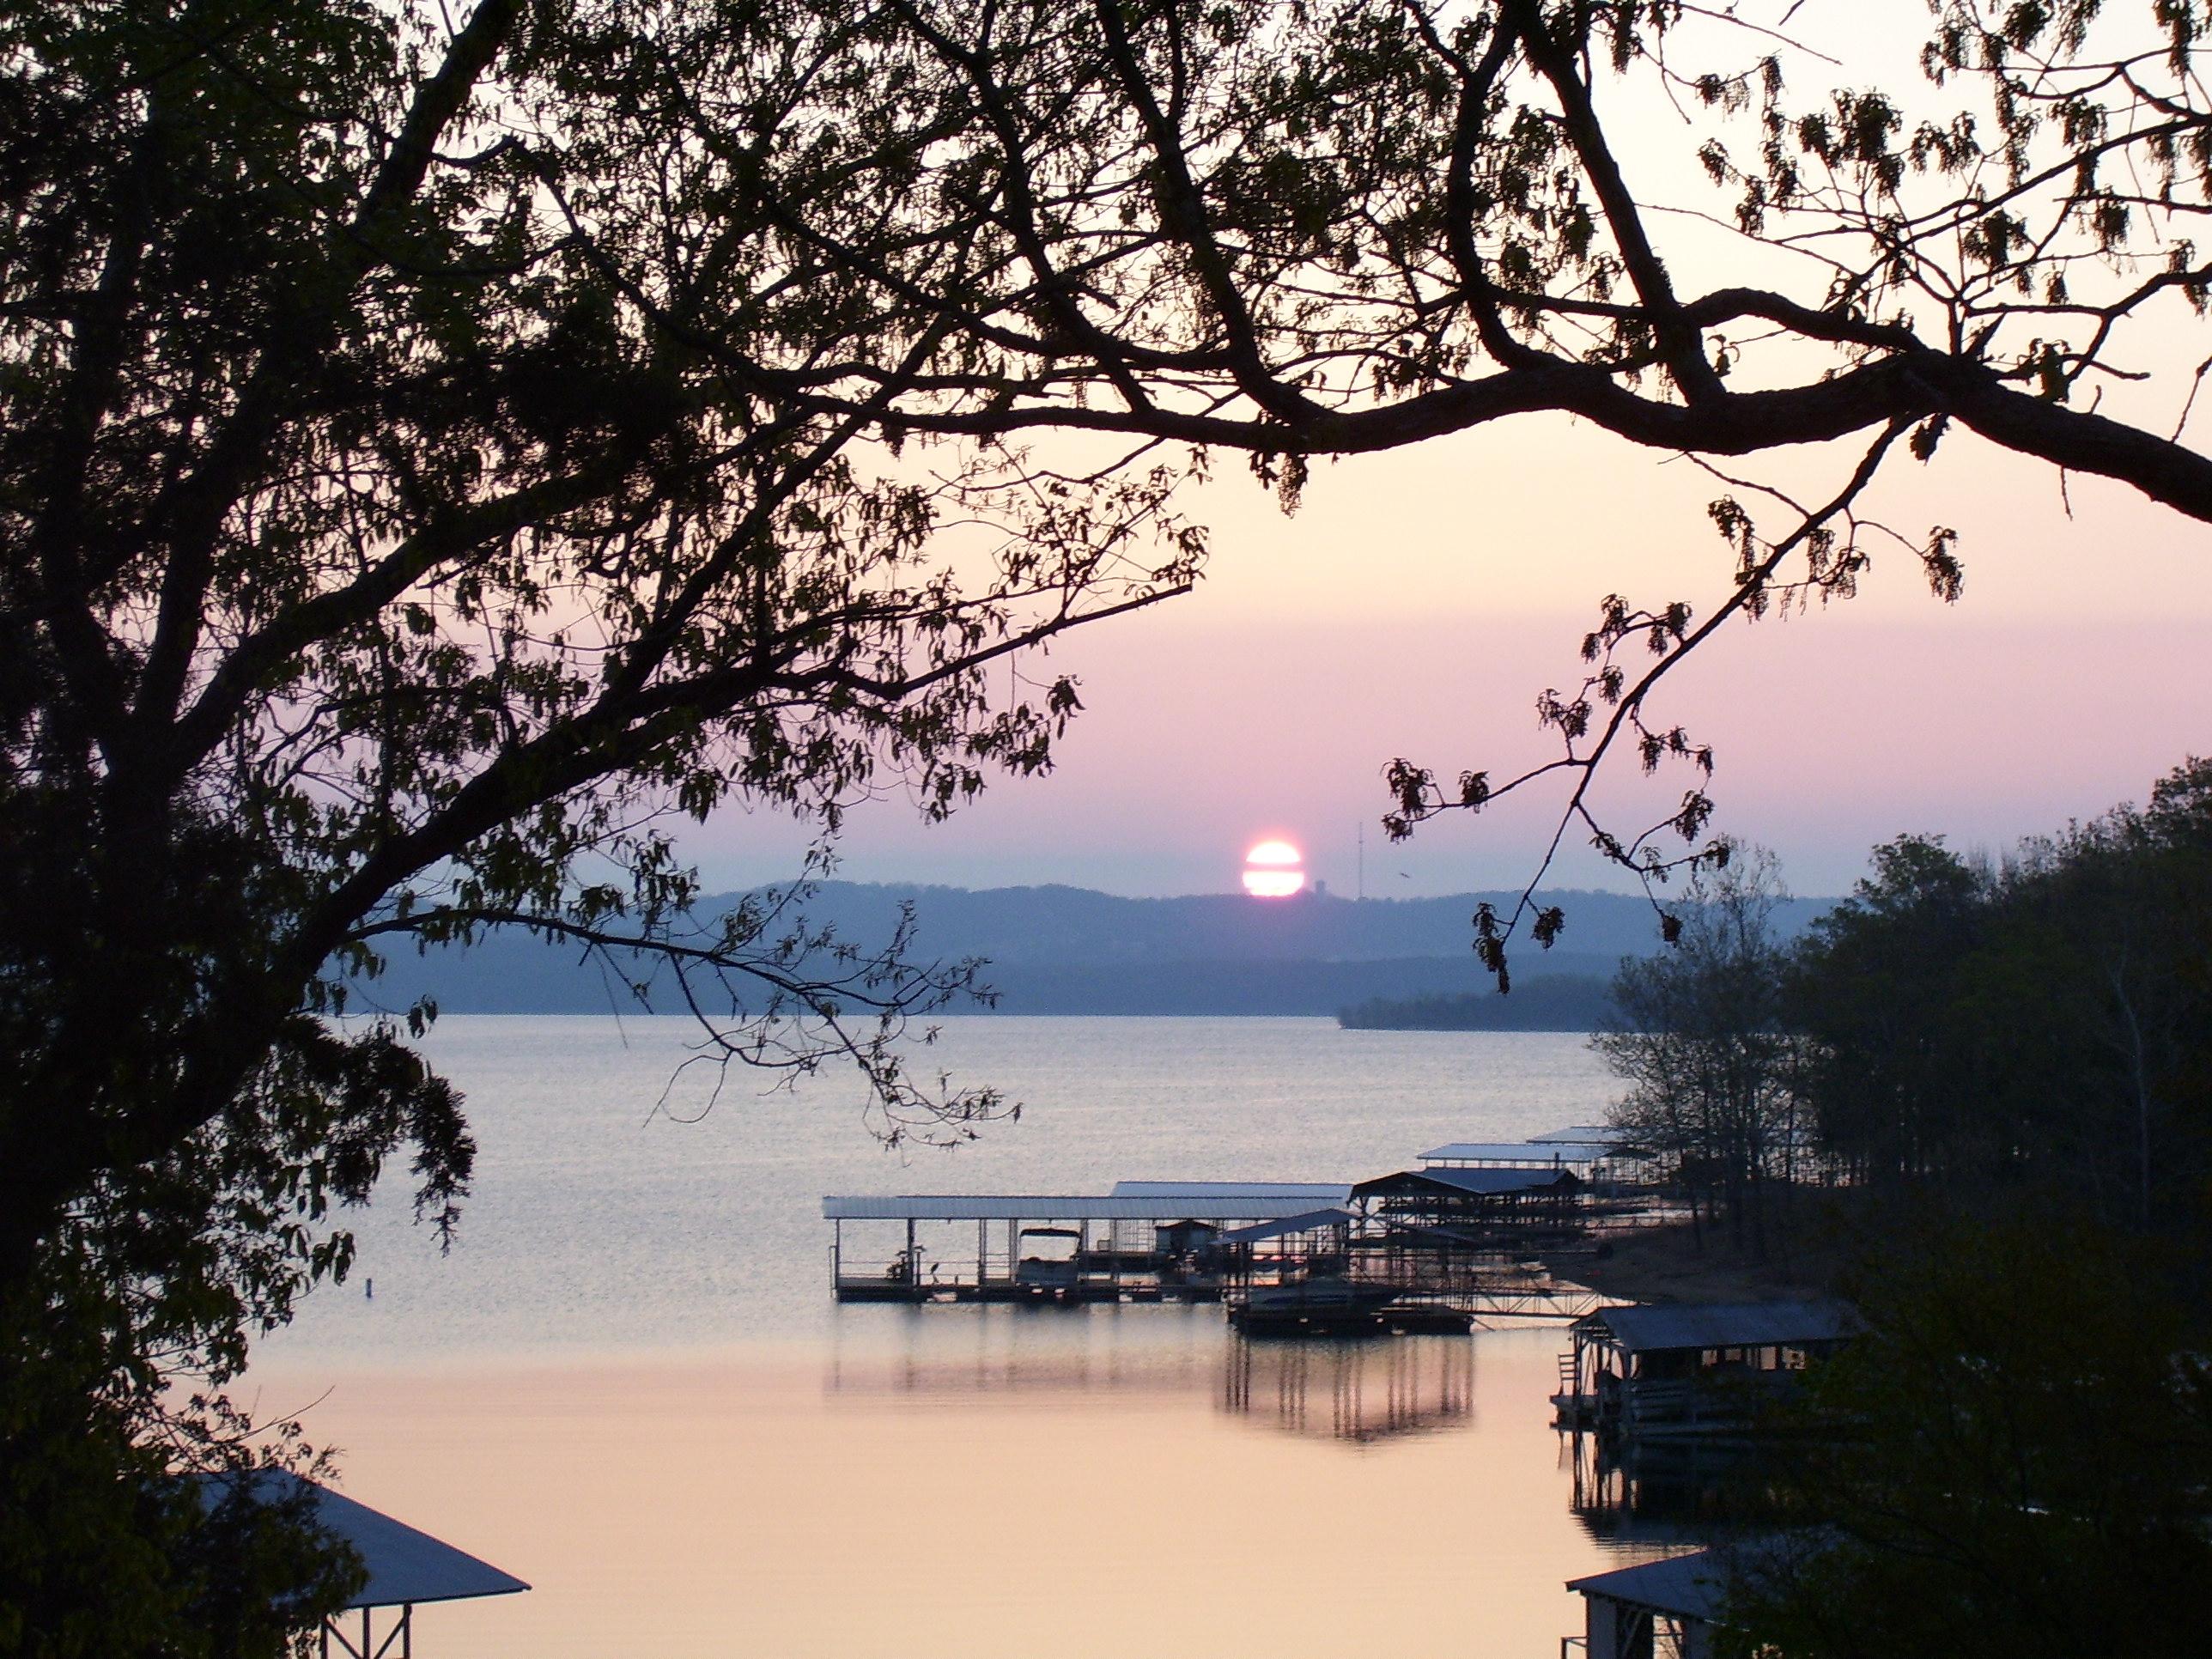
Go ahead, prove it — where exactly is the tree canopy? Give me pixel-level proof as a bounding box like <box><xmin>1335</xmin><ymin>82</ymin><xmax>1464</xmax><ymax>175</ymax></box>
<box><xmin>5</xmin><ymin>0</ymin><xmax>1200</xmax><ymax>1643</ymax></box>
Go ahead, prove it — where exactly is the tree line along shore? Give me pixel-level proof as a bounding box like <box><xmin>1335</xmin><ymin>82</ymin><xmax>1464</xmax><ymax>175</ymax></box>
<box><xmin>1528</xmin><ymin>759</ymin><xmax>2212</xmax><ymax>1659</ymax></box>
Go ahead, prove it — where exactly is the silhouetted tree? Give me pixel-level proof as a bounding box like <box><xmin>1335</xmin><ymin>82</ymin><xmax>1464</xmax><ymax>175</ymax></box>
<box><xmin>3</xmin><ymin>1</ymin><xmax>1198</xmax><ymax>1644</ymax></box>
<box><xmin>1731</xmin><ymin>1218</ymin><xmax>2212</xmax><ymax>1659</ymax></box>
<box><xmin>1595</xmin><ymin>845</ymin><xmax>1802</xmax><ymax>1250</ymax></box>
<box><xmin>1789</xmin><ymin>762</ymin><xmax>2212</xmax><ymax>1224</ymax></box>
<box><xmin>1785</xmin><ymin>836</ymin><xmax>1988</xmax><ymax>1187</ymax></box>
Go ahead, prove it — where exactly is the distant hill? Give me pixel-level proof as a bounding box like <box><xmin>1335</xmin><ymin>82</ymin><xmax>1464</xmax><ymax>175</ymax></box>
<box><xmin>343</xmin><ymin>880</ymin><xmax>1831</xmax><ymax>1018</ymax></box>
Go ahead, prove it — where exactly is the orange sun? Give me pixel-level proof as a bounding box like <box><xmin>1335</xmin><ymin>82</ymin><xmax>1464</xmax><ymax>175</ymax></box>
<box><xmin>1241</xmin><ymin>838</ymin><xmax>1305</xmax><ymax>898</ymax></box>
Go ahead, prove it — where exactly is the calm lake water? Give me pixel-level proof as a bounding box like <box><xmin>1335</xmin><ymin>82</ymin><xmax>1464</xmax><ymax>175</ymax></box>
<box><xmin>254</xmin><ymin>1016</ymin><xmax>1660</xmax><ymax>1656</ymax></box>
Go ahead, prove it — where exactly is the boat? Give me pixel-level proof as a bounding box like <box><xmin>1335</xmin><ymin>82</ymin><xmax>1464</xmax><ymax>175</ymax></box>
<box><xmin>1231</xmin><ymin>1275</ymin><xmax>1401</xmax><ymax>1334</ymax></box>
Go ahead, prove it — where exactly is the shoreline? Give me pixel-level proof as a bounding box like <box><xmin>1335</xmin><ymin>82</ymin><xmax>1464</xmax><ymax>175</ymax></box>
<box><xmin>1554</xmin><ymin>1212</ymin><xmax>1850</xmax><ymax>1305</ymax></box>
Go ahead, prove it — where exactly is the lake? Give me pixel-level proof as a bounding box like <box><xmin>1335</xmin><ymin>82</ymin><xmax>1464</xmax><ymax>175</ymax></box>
<box><xmin>255</xmin><ymin>1016</ymin><xmax>1659</xmax><ymax>1656</ymax></box>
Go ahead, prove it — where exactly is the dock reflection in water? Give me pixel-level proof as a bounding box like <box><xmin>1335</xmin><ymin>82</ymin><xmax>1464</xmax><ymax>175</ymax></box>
<box><xmin>1222</xmin><ymin>1333</ymin><xmax>1474</xmax><ymax>1444</ymax></box>
<box><xmin>822</xmin><ymin>1310</ymin><xmax>1477</xmax><ymax>1447</ymax></box>
<box><xmin>1568</xmin><ymin>1427</ymin><xmax>1759</xmax><ymax>1546</ymax></box>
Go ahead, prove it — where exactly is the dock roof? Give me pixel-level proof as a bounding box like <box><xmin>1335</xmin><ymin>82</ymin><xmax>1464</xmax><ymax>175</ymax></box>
<box><xmin>1580</xmin><ymin>1298</ymin><xmax>1861</xmax><ymax>1355</ymax></box>
<box><xmin>1417</xmin><ymin>1141</ymin><xmax>1614</xmax><ymax>1165</ymax></box>
<box><xmin>194</xmin><ymin>1471</ymin><xmax>528</xmax><ymax>1610</ymax></box>
<box><xmin>1212</xmin><ymin>1207</ymin><xmax>1357</xmax><ymax>1245</ymax></box>
<box><xmin>1566</xmin><ymin>1547</ymin><xmax>1730</xmax><ymax>1620</ymax></box>
<box><xmin>823</xmin><ymin>1192</ymin><xmax>1348</xmax><ymax>1222</ymax></box>
<box><xmin>1352</xmin><ymin>1166</ymin><xmax>1581</xmax><ymax>1199</ymax></box>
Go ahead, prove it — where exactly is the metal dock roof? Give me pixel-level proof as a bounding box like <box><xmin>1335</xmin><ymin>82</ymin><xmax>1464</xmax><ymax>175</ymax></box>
<box><xmin>1212</xmin><ymin>1207</ymin><xmax>1358</xmax><ymax>1245</ymax></box>
<box><xmin>1418</xmin><ymin>1140</ymin><xmax>1614</xmax><ymax>1165</ymax></box>
<box><xmin>1353</xmin><ymin>1165</ymin><xmax>1581</xmax><ymax>1198</ymax></box>
<box><xmin>194</xmin><ymin>1471</ymin><xmax>528</xmax><ymax>1609</ymax></box>
<box><xmin>1566</xmin><ymin>1547</ymin><xmax>1730</xmax><ymax>1620</ymax></box>
<box><xmin>823</xmin><ymin>1192</ymin><xmax>1352</xmax><ymax>1221</ymax></box>
<box><xmin>1109</xmin><ymin>1180</ymin><xmax>1352</xmax><ymax>1200</ymax></box>
<box><xmin>1532</xmin><ymin>1124</ymin><xmax>1624</xmax><ymax>1145</ymax></box>
<box><xmin>1579</xmin><ymin>1298</ymin><xmax>1862</xmax><ymax>1354</ymax></box>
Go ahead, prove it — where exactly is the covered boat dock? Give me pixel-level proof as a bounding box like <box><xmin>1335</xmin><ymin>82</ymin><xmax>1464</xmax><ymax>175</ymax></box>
<box><xmin>1351</xmin><ymin>1166</ymin><xmax>1584</xmax><ymax>1239</ymax></box>
<box><xmin>823</xmin><ymin>1183</ymin><xmax>1352</xmax><ymax>1303</ymax></box>
<box><xmin>1558</xmin><ymin>1298</ymin><xmax>1862</xmax><ymax>1437</ymax></box>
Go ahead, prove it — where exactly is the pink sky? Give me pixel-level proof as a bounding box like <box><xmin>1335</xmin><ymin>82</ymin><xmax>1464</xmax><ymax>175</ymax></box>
<box><xmin>685</xmin><ymin>413</ymin><xmax>2212</xmax><ymax>901</ymax></box>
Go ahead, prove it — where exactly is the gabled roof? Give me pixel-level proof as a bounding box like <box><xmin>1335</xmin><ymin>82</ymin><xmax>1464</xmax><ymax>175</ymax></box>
<box><xmin>194</xmin><ymin>1471</ymin><xmax>528</xmax><ymax>1610</ymax></box>
<box><xmin>1352</xmin><ymin>1166</ymin><xmax>1581</xmax><ymax>1199</ymax></box>
<box><xmin>1578</xmin><ymin>1298</ymin><xmax>1861</xmax><ymax>1355</ymax></box>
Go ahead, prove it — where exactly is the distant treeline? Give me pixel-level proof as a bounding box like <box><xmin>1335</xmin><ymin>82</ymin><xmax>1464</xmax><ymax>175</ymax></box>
<box><xmin>1337</xmin><ymin>975</ymin><xmax>1615</xmax><ymax>1031</ymax></box>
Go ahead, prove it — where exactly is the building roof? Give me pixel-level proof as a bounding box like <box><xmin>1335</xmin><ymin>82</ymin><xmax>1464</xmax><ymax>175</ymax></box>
<box><xmin>1533</xmin><ymin>1124</ymin><xmax>1626</xmax><ymax>1145</ymax></box>
<box><xmin>1352</xmin><ymin>1166</ymin><xmax>1581</xmax><ymax>1200</ymax></box>
<box><xmin>1568</xmin><ymin>1536</ymin><xmax>1816</xmax><ymax>1622</ymax></box>
<box><xmin>823</xmin><ymin>1193</ymin><xmax>1349</xmax><ymax>1222</ymax></box>
<box><xmin>1109</xmin><ymin>1180</ymin><xmax>1353</xmax><ymax>1200</ymax></box>
<box><xmin>193</xmin><ymin>1471</ymin><xmax>528</xmax><ymax>1610</ymax></box>
<box><xmin>1566</xmin><ymin>1547</ymin><xmax>1731</xmax><ymax>1621</ymax></box>
<box><xmin>1580</xmin><ymin>1298</ymin><xmax>1862</xmax><ymax>1355</ymax></box>
<box><xmin>1212</xmin><ymin>1208</ymin><xmax>1357</xmax><ymax>1246</ymax></box>
<box><xmin>1417</xmin><ymin>1141</ymin><xmax>1615</xmax><ymax>1165</ymax></box>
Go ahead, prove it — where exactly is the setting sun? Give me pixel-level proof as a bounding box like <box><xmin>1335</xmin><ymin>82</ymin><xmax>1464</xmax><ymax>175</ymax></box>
<box><xmin>1241</xmin><ymin>838</ymin><xmax>1305</xmax><ymax>899</ymax></box>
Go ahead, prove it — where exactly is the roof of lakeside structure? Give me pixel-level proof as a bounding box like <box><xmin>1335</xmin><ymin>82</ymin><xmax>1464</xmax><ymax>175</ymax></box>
<box><xmin>1109</xmin><ymin>1181</ymin><xmax>1352</xmax><ymax>1200</ymax></box>
<box><xmin>1532</xmin><ymin>1124</ymin><xmax>1626</xmax><ymax>1145</ymax></box>
<box><xmin>1577</xmin><ymin>1298</ymin><xmax>1862</xmax><ymax>1355</ymax></box>
<box><xmin>192</xmin><ymin>1470</ymin><xmax>529</xmax><ymax>1610</ymax></box>
<box><xmin>1568</xmin><ymin>1536</ymin><xmax>1817</xmax><ymax>1622</ymax></box>
<box><xmin>823</xmin><ymin>1192</ymin><xmax>1352</xmax><ymax>1222</ymax></box>
<box><xmin>1212</xmin><ymin>1208</ymin><xmax>1358</xmax><ymax>1246</ymax></box>
<box><xmin>1418</xmin><ymin>1141</ymin><xmax>1616</xmax><ymax>1165</ymax></box>
<box><xmin>1352</xmin><ymin>1166</ymin><xmax>1582</xmax><ymax>1199</ymax></box>
<box><xmin>1566</xmin><ymin>1547</ymin><xmax>1731</xmax><ymax>1620</ymax></box>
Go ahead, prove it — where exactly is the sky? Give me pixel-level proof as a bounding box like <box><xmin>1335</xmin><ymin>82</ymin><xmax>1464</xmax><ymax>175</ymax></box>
<box><xmin>682</xmin><ymin>409</ymin><xmax>2212</xmax><ymax>902</ymax></box>
<box><xmin>678</xmin><ymin>4</ymin><xmax>2212</xmax><ymax>903</ymax></box>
